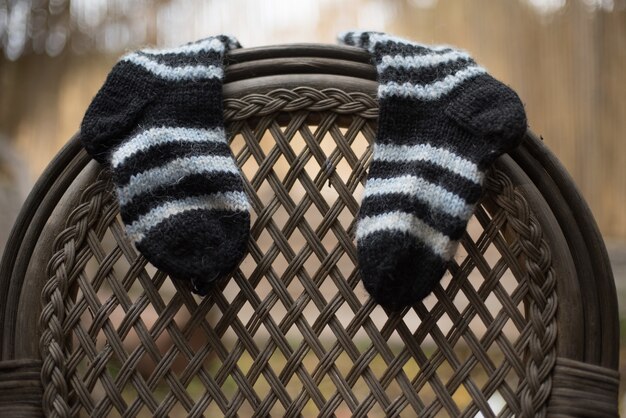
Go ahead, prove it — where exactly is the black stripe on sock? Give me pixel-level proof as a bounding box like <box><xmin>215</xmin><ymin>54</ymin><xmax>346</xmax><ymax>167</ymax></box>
<box><xmin>359</xmin><ymin>32</ymin><xmax>371</xmax><ymax>49</ymax></box>
<box><xmin>372</xmin><ymin>42</ymin><xmax>454</xmax><ymax>61</ymax></box>
<box><xmin>375</xmin><ymin>92</ymin><xmax>495</xmax><ymax>159</ymax></box>
<box><xmin>357</xmin><ymin>229</ymin><xmax>447</xmax><ymax>263</ymax></box>
<box><xmin>136</xmin><ymin>78</ymin><xmax>225</xmax><ymax>128</ymax></box>
<box><xmin>119</xmin><ymin>171</ymin><xmax>245</xmax><ymax>224</ymax></box>
<box><xmin>341</xmin><ymin>32</ymin><xmax>356</xmax><ymax>46</ymax></box>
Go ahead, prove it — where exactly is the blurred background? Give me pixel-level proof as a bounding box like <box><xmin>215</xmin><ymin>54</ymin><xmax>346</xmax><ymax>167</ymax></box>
<box><xmin>0</xmin><ymin>0</ymin><xmax>624</xmax><ymax>410</ymax></box>
<box><xmin>2</xmin><ymin>0</ymin><xmax>626</xmax><ymax>244</ymax></box>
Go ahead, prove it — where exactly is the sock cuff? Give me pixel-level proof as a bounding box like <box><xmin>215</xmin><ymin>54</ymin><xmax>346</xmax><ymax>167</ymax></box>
<box><xmin>120</xmin><ymin>36</ymin><xmax>241</xmax><ymax>82</ymax></box>
<box><xmin>80</xmin><ymin>35</ymin><xmax>242</xmax><ymax>164</ymax></box>
<box><xmin>337</xmin><ymin>30</ymin><xmax>527</xmax><ymax>146</ymax></box>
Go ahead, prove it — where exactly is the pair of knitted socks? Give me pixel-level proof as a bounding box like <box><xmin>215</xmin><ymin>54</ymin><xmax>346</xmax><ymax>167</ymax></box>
<box><xmin>80</xmin><ymin>32</ymin><xmax>526</xmax><ymax>310</ymax></box>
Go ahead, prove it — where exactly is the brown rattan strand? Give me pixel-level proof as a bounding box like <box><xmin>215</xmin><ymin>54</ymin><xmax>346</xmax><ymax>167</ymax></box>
<box><xmin>40</xmin><ymin>88</ymin><xmax>558</xmax><ymax>418</ymax></box>
<box><xmin>547</xmin><ymin>357</ymin><xmax>620</xmax><ymax>418</ymax></box>
<box><xmin>0</xmin><ymin>359</ymin><xmax>43</xmax><ymax>417</ymax></box>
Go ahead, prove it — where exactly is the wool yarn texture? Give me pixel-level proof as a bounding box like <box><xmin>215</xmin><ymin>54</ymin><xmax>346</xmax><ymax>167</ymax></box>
<box><xmin>339</xmin><ymin>31</ymin><xmax>527</xmax><ymax>311</ymax></box>
<box><xmin>80</xmin><ymin>35</ymin><xmax>250</xmax><ymax>295</ymax></box>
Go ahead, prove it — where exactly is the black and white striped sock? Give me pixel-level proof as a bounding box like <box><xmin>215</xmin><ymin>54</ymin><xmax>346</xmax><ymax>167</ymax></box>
<box><xmin>80</xmin><ymin>35</ymin><xmax>249</xmax><ymax>295</ymax></box>
<box><xmin>339</xmin><ymin>31</ymin><xmax>527</xmax><ymax>311</ymax></box>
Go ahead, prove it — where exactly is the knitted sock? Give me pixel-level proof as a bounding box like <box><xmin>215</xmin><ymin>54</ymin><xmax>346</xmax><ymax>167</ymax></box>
<box><xmin>80</xmin><ymin>35</ymin><xmax>250</xmax><ymax>295</ymax></box>
<box><xmin>339</xmin><ymin>31</ymin><xmax>527</xmax><ymax>311</ymax></box>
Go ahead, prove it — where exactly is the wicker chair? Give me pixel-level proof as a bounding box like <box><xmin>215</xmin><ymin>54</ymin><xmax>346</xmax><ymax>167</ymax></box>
<box><xmin>0</xmin><ymin>44</ymin><xmax>620</xmax><ymax>417</ymax></box>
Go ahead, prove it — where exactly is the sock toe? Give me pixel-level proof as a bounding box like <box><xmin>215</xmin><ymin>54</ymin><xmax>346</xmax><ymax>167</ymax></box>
<box><xmin>357</xmin><ymin>233</ymin><xmax>448</xmax><ymax>311</ymax></box>
<box><xmin>136</xmin><ymin>210</ymin><xmax>250</xmax><ymax>293</ymax></box>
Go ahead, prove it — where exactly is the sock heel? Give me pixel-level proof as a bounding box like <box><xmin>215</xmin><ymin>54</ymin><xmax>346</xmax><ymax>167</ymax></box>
<box><xmin>445</xmin><ymin>75</ymin><xmax>527</xmax><ymax>151</ymax></box>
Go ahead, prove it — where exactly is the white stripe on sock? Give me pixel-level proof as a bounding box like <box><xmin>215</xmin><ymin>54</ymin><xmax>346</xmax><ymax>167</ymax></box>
<box><xmin>111</xmin><ymin>127</ymin><xmax>226</xmax><ymax>168</ymax></box>
<box><xmin>126</xmin><ymin>192</ymin><xmax>250</xmax><ymax>243</ymax></box>
<box><xmin>373</xmin><ymin>143</ymin><xmax>484</xmax><ymax>184</ymax></box>
<box><xmin>364</xmin><ymin>175</ymin><xmax>474</xmax><ymax>220</ymax></box>
<box><xmin>378</xmin><ymin>65</ymin><xmax>486</xmax><ymax>100</ymax></box>
<box><xmin>122</xmin><ymin>53</ymin><xmax>224</xmax><ymax>81</ymax></box>
<box><xmin>356</xmin><ymin>211</ymin><xmax>457</xmax><ymax>258</ymax></box>
<box><xmin>139</xmin><ymin>37</ymin><xmax>227</xmax><ymax>56</ymax></box>
<box><xmin>377</xmin><ymin>50</ymin><xmax>472</xmax><ymax>72</ymax></box>
<box><xmin>117</xmin><ymin>155</ymin><xmax>240</xmax><ymax>206</ymax></box>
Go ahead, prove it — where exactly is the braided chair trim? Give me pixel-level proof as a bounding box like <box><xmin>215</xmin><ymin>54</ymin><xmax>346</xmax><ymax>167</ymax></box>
<box><xmin>223</xmin><ymin>87</ymin><xmax>379</xmax><ymax>121</ymax></box>
<box><xmin>485</xmin><ymin>171</ymin><xmax>558</xmax><ymax>418</ymax></box>
<box><xmin>39</xmin><ymin>88</ymin><xmax>558</xmax><ymax>417</ymax></box>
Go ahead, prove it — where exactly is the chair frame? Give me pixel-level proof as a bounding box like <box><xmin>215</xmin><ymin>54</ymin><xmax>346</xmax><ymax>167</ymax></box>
<box><xmin>0</xmin><ymin>44</ymin><xmax>619</xmax><ymax>417</ymax></box>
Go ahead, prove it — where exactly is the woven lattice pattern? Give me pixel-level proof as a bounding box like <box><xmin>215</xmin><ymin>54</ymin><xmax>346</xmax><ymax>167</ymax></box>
<box><xmin>40</xmin><ymin>88</ymin><xmax>556</xmax><ymax>418</ymax></box>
